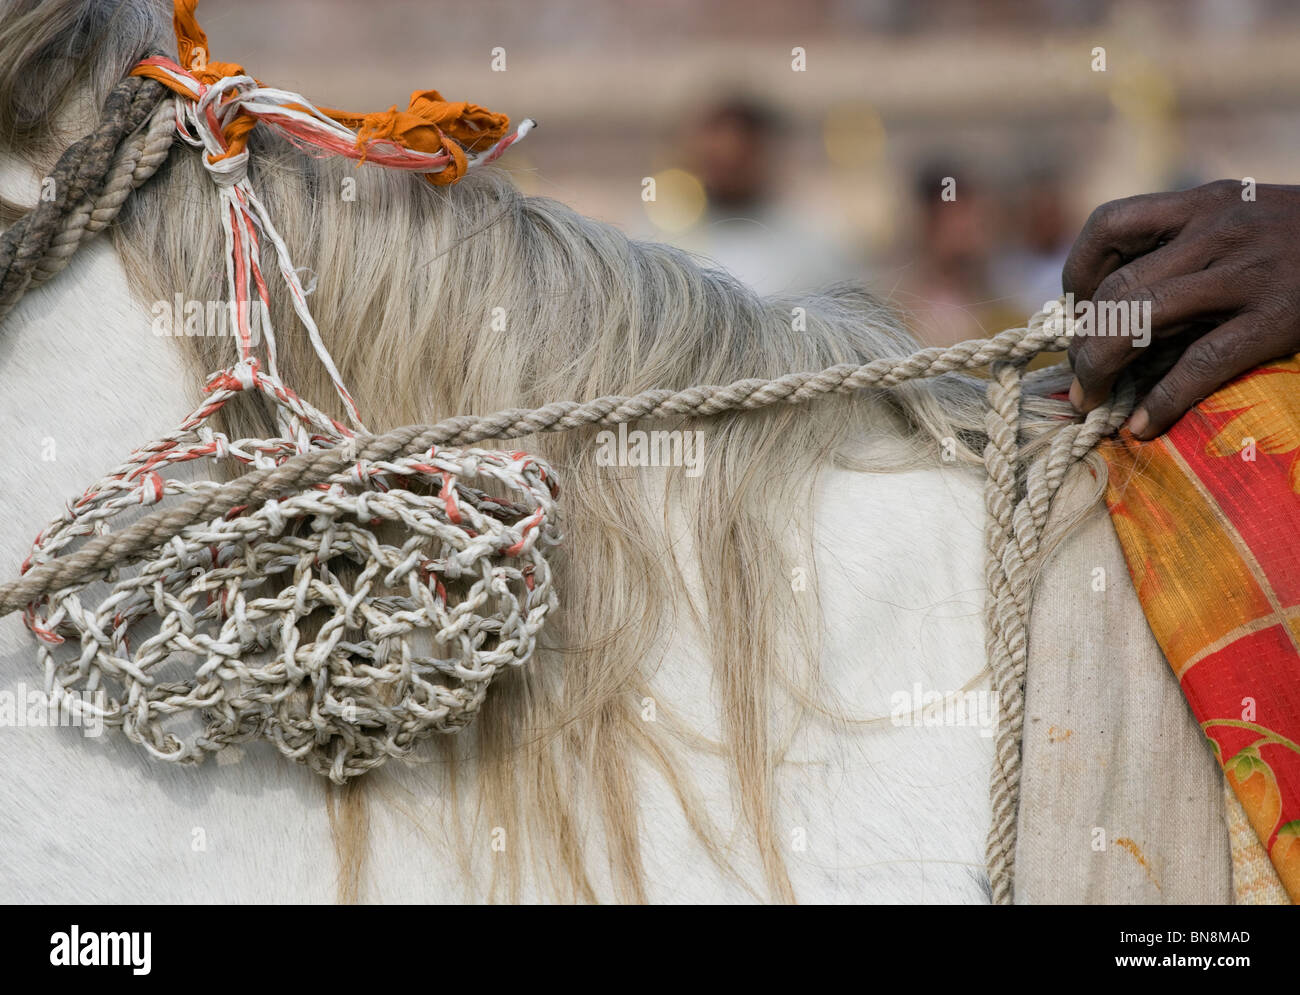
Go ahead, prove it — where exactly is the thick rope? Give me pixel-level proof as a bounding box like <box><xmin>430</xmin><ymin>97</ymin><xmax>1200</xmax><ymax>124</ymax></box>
<box><xmin>0</xmin><ymin>71</ymin><xmax>174</xmax><ymax>323</ymax></box>
<box><xmin>30</xmin><ymin>94</ymin><xmax>177</xmax><ymax>286</ymax></box>
<box><xmin>0</xmin><ymin>317</ymin><xmax>1084</xmax><ymax>617</ymax></box>
<box><xmin>0</xmin><ymin>69</ymin><xmax>1138</xmax><ymax>902</ymax></box>
<box><xmin>981</xmin><ymin>361</ymin><xmax>1135</xmax><ymax>903</ymax></box>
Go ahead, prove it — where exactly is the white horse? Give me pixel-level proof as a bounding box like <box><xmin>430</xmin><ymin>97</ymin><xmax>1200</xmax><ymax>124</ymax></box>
<box><xmin>0</xmin><ymin>0</ymin><xmax>1226</xmax><ymax>904</ymax></box>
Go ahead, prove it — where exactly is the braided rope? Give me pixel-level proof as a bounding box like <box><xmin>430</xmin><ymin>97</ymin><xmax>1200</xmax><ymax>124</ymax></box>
<box><xmin>0</xmin><ymin>72</ymin><xmax>174</xmax><ymax>323</ymax></box>
<box><xmin>980</xmin><ymin>359</ymin><xmax>1135</xmax><ymax>903</ymax></box>
<box><xmin>30</xmin><ymin>95</ymin><xmax>177</xmax><ymax>285</ymax></box>
<box><xmin>0</xmin><ymin>318</ymin><xmax>1079</xmax><ymax>617</ymax></box>
<box><xmin>0</xmin><ymin>71</ymin><xmax>1139</xmax><ymax>902</ymax></box>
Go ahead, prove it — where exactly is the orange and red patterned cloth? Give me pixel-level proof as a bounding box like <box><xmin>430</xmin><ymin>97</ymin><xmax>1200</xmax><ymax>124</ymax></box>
<box><xmin>1101</xmin><ymin>356</ymin><xmax>1300</xmax><ymax>902</ymax></box>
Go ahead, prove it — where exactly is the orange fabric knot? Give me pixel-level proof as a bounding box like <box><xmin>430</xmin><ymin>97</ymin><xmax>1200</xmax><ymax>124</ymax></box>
<box><xmin>188</xmin><ymin>60</ymin><xmax>248</xmax><ymax>86</ymax></box>
<box><xmin>172</xmin><ymin>0</ymin><xmax>252</xmax><ymax>90</ymax></box>
<box><xmin>171</xmin><ymin>0</ymin><xmax>228</xmax><ymax>79</ymax></box>
<box><xmin>131</xmin><ymin>0</ymin><xmax>512</xmax><ymax>184</ymax></box>
<box><xmin>169</xmin><ymin>0</ymin><xmax>258</xmax><ymax>162</ymax></box>
<box><xmin>131</xmin><ymin>0</ymin><xmax>257</xmax><ymax>162</ymax></box>
<box><xmin>323</xmin><ymin>91</ymin><xmax>510</xmax><ymax>186</ymax></box>
<box><xmin>132</xmin><ymin>55</ymin><xmax>258</xmax><ymax>163</ymax></box>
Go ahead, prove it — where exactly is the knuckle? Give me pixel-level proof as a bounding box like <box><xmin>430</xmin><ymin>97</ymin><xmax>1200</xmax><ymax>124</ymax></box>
<box><xmin>1200</xmin><ymin>178</ymin><xmax>1241</xmax><ymax>203</ymax></box>
<box><xmin>1253</xmin><ymin>290</ymin><xmax>1295</xmax><ymax>320</ymax></box>
<box><xmin>1083</xmin><ymin>195</ymin><xmax>1148</xmax><ymax>241</ymax></box>
<box><xmin>1113</xmin><ymin>190</ymin><xmax>1186</xmax><ymax>231</ymax></box>
<box><xmin>1082</xmin><ymin>200</ymin><xmax>1120</xmax><ymax>239</ymax></box>
<box><xmin>1232</xmin><ymin>252</ymin><xmax>1276</xmax><ymax>289</ymax></box>
<box><xmin>1095</xmin><ymin>267</ymin><xmax>1137</xmax><ymax>302</ymax></box>
<box><xmin>1204</xmin><ymin>229</ymin><xmax>1247</xmax><ymax>265</ymax></box>
<box><xmin>1217</xmin><ymin>205</ymin><xmax>1257</xmax><ymax>242</ymax></box>
<box><xmin>1129</xmin><ymin>284</ymin><xmax>1158</xmax><ymax>310</ymax></box>
<box><xmin>1181</xmin><ymin>337</ymin><xmax>1228</xmax><ymax>382</ymax></box>
<box><xmin>1227</xmin><ymin>200</ymin><xmax>1257</xmax><ymax>226</ymax></box>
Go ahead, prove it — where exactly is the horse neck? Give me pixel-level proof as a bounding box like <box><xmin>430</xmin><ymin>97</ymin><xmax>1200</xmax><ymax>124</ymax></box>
<box><xmin>0</xmin><ymin>133</ymin><xmax>997</xmax><ymax>902</ymax></box>
<box><xmin>0</xmin><ymin>238</ymin><xmax>996</xmax><ymax>903</ymax></box>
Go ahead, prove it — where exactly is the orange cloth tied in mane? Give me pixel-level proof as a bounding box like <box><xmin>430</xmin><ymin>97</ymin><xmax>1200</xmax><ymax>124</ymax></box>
<box><xmin>131</xmin><ymin>0</ymin><xmax>509</xmax><ymax>184</ymax></box>
<box><xmin>320</xmin><ymin>91</ymin><xmax>510</xmax><ymax>180</ymax></box>
<box><xmin>169</xmin><ymin>0</ymin><xmax>242</xmax><ymax>85</ymax></box>
<box><xmin>1102</xmin><ymin>355</ymin><xmax>1300</xmax><ymax>902</ymax></box>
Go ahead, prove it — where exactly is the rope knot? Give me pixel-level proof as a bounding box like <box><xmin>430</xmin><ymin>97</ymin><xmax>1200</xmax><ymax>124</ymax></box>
<box><xmin>232</xmin><ymin>360</ymin><xmax>258</xmax><ymax>392</ymax></box>
<box><xmin>205</xmin><ymin>361</ymin><xmax>257</xmax><ymax>394</ymax></box>
<box><xmin>138</xmin><ymin>472</ymin><xmax>166</xmax><ymax>506</ymax></box>
<box><xmin>131</xmin><ymin>0</ymin><xmax>526</xmax><ymax>188</ymax></box>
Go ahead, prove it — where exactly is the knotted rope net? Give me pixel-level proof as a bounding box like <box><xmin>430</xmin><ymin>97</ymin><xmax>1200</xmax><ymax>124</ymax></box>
<box><xmin>0</xmin><ymin>5</ymin><xmax>1137</xmax><ymax>903</ymax></box>
<box><xmin>18</xmin><ymin>357</ymin><xmax>562</xmax><ymax>783</ymax></box>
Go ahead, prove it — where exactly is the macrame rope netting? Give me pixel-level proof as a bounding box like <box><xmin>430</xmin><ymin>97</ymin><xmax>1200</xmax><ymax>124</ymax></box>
<box><xmin>0</xmin><ymin>22</ymin><xmax>1137</xmax><ymax>901</ymax></box>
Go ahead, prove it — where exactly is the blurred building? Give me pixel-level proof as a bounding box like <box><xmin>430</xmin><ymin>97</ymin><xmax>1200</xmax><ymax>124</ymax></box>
<box><xmin>213</xmin><ymin>0</ymin><xmax>1300</xmax><ymax>343</ymax></box>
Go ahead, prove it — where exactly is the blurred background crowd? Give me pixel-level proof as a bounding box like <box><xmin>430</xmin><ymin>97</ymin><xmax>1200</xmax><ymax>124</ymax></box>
<box><xmin>214</xmin><ymin>0</ymin><xmax>1300</xmax><ymax>345</ymax></box>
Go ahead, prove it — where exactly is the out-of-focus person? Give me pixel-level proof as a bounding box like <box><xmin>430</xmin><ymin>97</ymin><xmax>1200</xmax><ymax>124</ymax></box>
<box><xmin>897</xmin><ymin>161</ymin><xmax>1020</xmax><ymax>346</ymax></box>
<box><xmin>990</xmin><ymin>165</ymin><xmax>1076</xmax><ymax>316</ymax></box>
<box><xmin>667</xmin><ymin>96</ymin><xmax>860</xmax><ymax>296</ymax></box>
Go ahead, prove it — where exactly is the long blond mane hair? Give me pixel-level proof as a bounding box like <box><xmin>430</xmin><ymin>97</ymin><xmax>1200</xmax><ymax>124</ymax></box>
<box><xmin>1</xmin><ymin>0</ymin><xmax>1082</xmax><ymax>902</ymax></box>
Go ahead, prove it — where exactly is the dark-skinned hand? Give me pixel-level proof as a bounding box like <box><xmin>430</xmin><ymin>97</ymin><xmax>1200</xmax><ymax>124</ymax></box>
<box><xmin>1063</xmin><ymin>179</ymin><xmax>1300</xmax><ymax>439</ymax></box>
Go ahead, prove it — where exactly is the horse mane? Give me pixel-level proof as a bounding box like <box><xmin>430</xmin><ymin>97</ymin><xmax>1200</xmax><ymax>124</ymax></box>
<box><xmin>0</xmin><ymin>0</ymin><xmax>1088</xmax><ymax>902</ymax></box>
